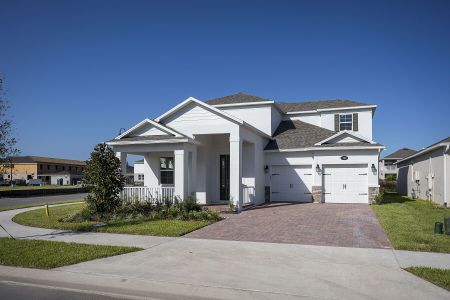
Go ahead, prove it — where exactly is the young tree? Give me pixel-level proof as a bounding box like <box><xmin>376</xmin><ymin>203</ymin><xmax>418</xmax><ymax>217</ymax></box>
<box><xmin>83</xmin><ymin>143</ymin><xmax>125</xmax><ymax>215</ymax></box>
<box><xmin>0</xmin><ymin>76</ymin><xmax>20</xmax><ymax>184</ymax></box>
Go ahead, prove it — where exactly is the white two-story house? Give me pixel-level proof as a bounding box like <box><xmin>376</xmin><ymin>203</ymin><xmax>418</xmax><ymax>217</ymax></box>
<box><xmin>106</xmin><ymin>93</ymin><xmax>384</xmax><ymax>211</ymax></box>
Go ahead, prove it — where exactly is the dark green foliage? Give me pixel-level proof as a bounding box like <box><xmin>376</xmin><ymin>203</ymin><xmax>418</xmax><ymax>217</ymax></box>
<box><xmin>374</xmin><ymin>190</ymin><xmax>386</xmax><ymax>204</ymax></box>
<box><xmin>83</xmin><ymin>143</ymin><xmax>125</xmax><ymax>215</ymax></box>
<box><xmin>181</xmin><ymin>196</ymin><xmax>201</xmax><ymax>212</ymax></box>
<box><xmin>380</xmin><ymin>179</ymin><xmax>397</xmax><ymax>192</ymax></box>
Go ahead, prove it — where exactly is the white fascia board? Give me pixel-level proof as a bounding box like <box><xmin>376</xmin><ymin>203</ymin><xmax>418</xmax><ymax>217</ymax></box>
<box><xmin>285</xmin><ymin>105</ymin><xmax>377</xmax><ymax>115</ymax></box>
<box><xmin>211</xmin><ymin>101</ymin><xmax>274</xmax><ymax>108</ymax></box>
<box><xmin>106</xmin><ymin>138</ymin><xmax>197</xmax><ymax>146</ymax></box>
<box><xmin>115</xmin><ymin>118</ymin><xmax>181</xmax><ymax>139</ymax></box>
<box><xmin>155</xmin><ymin>97</ymin><xmax>244</xmax><ymax>125</ymax></box>
<box><xmin>265</xmin><ymin>145</ymin><xmax>385</xmax><ymax>153</ymax></box>
<box><xmin>395</xmin><ymin>143</ymin><xmax>450</xmax><ymax>164</ymax></box>
<box><xmin>314</xmin><ymin>131</ymin><xmax>374</xmax><ymax>146</ymax></box>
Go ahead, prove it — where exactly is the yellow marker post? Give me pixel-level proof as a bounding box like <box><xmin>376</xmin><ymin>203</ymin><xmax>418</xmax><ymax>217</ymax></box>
<box><xmin>45</xmin><ymin>204</ymin><xmax>49</xmax><ymax>217</ymax></box>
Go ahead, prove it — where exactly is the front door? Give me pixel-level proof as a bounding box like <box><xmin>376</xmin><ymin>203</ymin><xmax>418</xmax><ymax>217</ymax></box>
<box><xmin>220</xmin><ymin>155</ymin><xmax>230</xmax><ymax>201</ymax></box>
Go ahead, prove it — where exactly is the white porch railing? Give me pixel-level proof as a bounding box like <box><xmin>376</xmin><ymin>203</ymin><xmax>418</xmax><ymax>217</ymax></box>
<box><xmin>120</xmin><ymin>187</ymin><xmax>175</xmax><ymax>203</ymax></box>
<box><xmin>243</xmin><ymin>186</ymin><xmax>255</xmax><ymax>206</ymax></box>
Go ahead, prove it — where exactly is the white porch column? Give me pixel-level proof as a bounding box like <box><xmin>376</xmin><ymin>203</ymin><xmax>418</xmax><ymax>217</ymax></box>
<box><xmin>174</xmin><ymin>149</ymin><xmax>186</xmax><ymax>199</ymax></box>
<box><xmin>143</xmin><ymin>154</ymin><xmax>160</xmax><ymax>187</ymax></box>
<box><xmin>115</xmin><ymin>152</ymin><xmax>127</xmax><ymax>174</ymax></box>
<box><xmin>230</xmin><ymin>136</ymin><xmax>242</xmax><ymax>211</ymax></box>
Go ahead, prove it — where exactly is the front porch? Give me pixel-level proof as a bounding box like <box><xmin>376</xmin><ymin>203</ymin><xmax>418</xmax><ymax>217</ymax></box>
<box><xmin>112</xmin><ymin>133</ymin><xmax>261</xmax><ymax>211</ymax></box>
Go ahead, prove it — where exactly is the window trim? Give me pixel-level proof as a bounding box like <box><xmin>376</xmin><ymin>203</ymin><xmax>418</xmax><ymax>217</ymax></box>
<box><xmin>160</xmin><ymin>157</ymin><xmax>174</xmax><ymax>185</ymax></box>
<box><xmin>339</xmin><ymin>113</ymin><xmax>353</xmax><ymax>131</ymax></box>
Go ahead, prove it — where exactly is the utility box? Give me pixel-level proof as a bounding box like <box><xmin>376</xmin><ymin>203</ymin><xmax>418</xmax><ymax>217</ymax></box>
<box><xmin>444</xmin><ymin>217</ymin><xmax>450</xmax><ymax>235</ymax></box>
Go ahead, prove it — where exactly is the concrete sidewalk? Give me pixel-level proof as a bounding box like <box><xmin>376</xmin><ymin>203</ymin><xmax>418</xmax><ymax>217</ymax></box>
<box><xmin>0</xmin><ymin>239</ymin><xmax>449</xmax><ymax>300</ymax></box>
<box><xmin>1</xmin><ymin>206</ymin><xmax>450</xmax><ymax>299</ymax></box>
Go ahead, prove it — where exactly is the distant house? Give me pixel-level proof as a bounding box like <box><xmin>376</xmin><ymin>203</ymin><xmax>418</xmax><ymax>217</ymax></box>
<box><xmin>379</xmin><ymin>148</ymin><xmax>417</xmax><ymax>180</ymax></box>
<box><xmin>134</xmin><ymin>159</ymin><xmax>144</xmax><ymax>186</ymax></box>
<box><xmin>1</xmin><ymin>156</ymin><xmax>86</xmax><ymax>185</ymax></box>
<box><xmin>396</xmin><ymin>137</ymin><xmax>450</xmax><ymax>205</ymax></box>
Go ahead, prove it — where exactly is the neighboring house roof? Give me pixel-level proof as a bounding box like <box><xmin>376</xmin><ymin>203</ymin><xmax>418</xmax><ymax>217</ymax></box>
<box><xmin>135</xmin><ymin>159</ymin><xmax>144</xmax><ymax>164</ymax></box>
<box><xmin>265</xmin><ymin>120</ymin><xmax>382</xmax><ymax>151</ymax></box>
<box><xmin>396</xmin><ymin>136</ymin><xmax>450</xmax><ymax>164</ymax></box>
<box><xmin>277</xmin><ymin>99</ymin><xmax>373</xmax><ymax>113</ymax></box>
<box><xmin>6</xmin><ymin>156</ymin><xmax>86</xmax><ymax>166</ymax></box>
<box><xmin>383</xmin><ymin>148</ymin><xmax>417</xmax><ymax>160</ymax></box>
<box><xmin>205</xmin><ymin>92</ymin><xmax>273</xmax><ymax>105</ymax></box>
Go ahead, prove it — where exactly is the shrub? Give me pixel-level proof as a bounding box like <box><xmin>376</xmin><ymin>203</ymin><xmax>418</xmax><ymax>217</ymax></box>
<box><xmin>380</xmin><ymin>180</ymin><xmax>397</xmax><ymax>193</ymax></box>
<box><xmin>374</xmin><ymin>190</ymin><xmax>386</xmax><ymax>205</ymax></box>
<box><xmin>182</xmin><ymin>196</ymin><xmax>201</xmax><ymax>212</ymax></box>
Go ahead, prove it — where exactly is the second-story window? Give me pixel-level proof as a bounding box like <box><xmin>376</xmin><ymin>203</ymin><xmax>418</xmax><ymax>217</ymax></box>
<box><xmin>339</xmin><ymin>114</ymin><xmax>353</xmax><ymax>131</ymax></box>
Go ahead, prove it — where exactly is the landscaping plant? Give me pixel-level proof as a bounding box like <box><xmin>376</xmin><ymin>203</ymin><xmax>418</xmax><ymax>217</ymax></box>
<box><xmin>83</xmin><ymin>143</ymin><xmax>125</xmax><ymax>216</ymax></box>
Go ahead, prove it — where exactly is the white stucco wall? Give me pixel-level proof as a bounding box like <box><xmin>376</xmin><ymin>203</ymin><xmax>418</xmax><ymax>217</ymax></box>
<box><xmin>218</xmin><ymin>104</ymin><xmax>282</xmax><ymax>136</ymax></box>
<box><xmin>320</xmin><ymin>109</ymin><xmax>373</xmax><ymax>140</ymax></box>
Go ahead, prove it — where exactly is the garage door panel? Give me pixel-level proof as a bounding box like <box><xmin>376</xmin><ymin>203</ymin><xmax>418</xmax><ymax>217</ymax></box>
<box><xmin>323</xmin><ymin>164</ymin><xmax>368</xmax><ymax>204</ymax></box>
<box><xmin>271</xmin><ymin>165</ymin><xmax>312</xmax><ymax>202</ymax></box>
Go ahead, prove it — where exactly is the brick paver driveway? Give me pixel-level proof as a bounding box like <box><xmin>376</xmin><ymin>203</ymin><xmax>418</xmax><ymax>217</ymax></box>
<box><xmin>186</xmin><ymin>203</ymin><xmax>392</xmax><ymax>249</ymax></box>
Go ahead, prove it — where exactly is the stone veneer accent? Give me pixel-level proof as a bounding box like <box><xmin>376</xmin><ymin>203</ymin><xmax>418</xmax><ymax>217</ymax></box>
<box><xmin>369</xmin><ymin>186</ymin><xmax>379</xmax><ymax>204</ymax></box>
<box><xmin>312</xmin><ymin>186</ymin><xmax>322</xmax><ymax>203</ymax></box>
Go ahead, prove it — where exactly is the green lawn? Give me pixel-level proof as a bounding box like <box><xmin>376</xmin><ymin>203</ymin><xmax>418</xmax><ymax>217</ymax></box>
<box><xmin>405</xmin><ymin>267</ymin><xmax>450</xmax><ymax>291</ymax></box>
<box><xmin>372</xmin><ymin>193</ymin><xmax>450</xmax><ymax>253</ymax></box>
<box><xmin>0</xmin><ymin>237</ymin><xmax>140</xmax><ymax>269</ymax></box>
<box><xmin>0</xmin><ymin>199</ymin><xmax>84</xmax><ymax>212</ymax></box>
<box><xmin>0</xmin><ymin>185</ymin><xmax>80</xmax><ymax>191</ymax></box>
<box><xmin>13</xmin><ymin>203</ymin><xmax>214</xmax><ymax>236</ymax></box>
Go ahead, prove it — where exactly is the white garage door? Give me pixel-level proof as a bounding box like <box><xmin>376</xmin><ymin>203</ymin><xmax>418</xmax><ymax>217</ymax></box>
<box><xmin>323</xmin><ymin>164</ymin><xmax>368</xmax><ymax>204</ymax></box>
<box><xmin>271</xmin><ymin>165</ymin><xmax>313</xmax><ymax>202</ymax></box>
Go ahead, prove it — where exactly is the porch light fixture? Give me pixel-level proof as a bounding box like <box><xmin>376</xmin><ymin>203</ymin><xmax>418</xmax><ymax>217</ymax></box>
<box><xmin>371</xmin><ymin>164</ymin><xmax>377</xmax><ymax>172</ymax></box>
<box><xmin>316</xmin><ymin>164</ymin><xmax>321</xmax><ymax>173</ymax></box>
<box><xmin>264</xmin><ymin>165</ymin><xmax>269</xmax><ymax>174</ymax></box>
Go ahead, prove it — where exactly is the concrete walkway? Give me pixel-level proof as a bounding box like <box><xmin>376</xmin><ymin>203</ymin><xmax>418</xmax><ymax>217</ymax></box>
<box><xmin>0</xmin><ymin>205</ymin><xmax>450</xmax><ymax>299</ymax></box>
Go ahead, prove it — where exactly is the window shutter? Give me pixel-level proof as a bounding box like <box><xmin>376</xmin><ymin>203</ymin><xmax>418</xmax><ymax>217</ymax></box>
<box><xmin>334</xmin><ymin>114</ymin><xmax>339</xmax><ymax>131</ymax></box>
<box><xmin>353</xmin><ymin>113</ymin><xmax>358</xmax><ymax>131</ymax></box>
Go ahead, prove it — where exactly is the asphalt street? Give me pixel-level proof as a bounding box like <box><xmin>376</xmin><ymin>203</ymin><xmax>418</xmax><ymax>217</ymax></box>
<box><xmin>0</xmin><ymin>280</ymin><xmax>134</xmax><ymax>300</ymax></box>
<box><xmin>0</xmin><ymin>193</ymin><xmax>87</xmax><ymax>207</ymax></box>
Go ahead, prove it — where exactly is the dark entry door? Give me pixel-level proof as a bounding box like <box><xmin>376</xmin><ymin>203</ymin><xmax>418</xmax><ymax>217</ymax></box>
<box><xmin>220</xmin><ymin>155</ymin><xmax>230</xmax><ymax>201</ymax></box>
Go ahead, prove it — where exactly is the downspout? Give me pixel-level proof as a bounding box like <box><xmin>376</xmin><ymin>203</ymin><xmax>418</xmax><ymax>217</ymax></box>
<box><xmin>444</xmin><ymin>145</ymin><xmax>449</xmax><ymax>207</ymax></box>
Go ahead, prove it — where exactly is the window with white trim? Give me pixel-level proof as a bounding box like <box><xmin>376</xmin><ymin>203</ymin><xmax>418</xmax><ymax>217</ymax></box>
<box><xmin>339</xmin><ymin>114</ymin><xmax>353</xmax><ymax>131</ymax></box>
<box><xmin>138</xmin><ymin>174</ymin><xmax>144</xmax><ymax>181</ymax></box>
<box><xmin>160</xmin><ymin>157</ymin><xmax>174</xmax><ymax>185</ymax></box>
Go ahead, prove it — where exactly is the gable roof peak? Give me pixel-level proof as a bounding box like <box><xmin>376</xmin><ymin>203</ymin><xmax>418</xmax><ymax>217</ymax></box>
<box><xmin>205</xmin><ymin>93</ymin><xmax>273</xmax><ymax>105</ymax></box>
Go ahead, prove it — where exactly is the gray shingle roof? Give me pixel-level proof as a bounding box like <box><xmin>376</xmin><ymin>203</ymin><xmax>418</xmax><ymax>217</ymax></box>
<box><xmin>265</xmin><ymin>120</ymin><xmax>382</xmax><ymax>150</ymax></box>
<box><xmin>277</xmin><ymin>99</ymin><xmax>372</xmax><ymax>113</ymax></box>
<box><xmin>383</xmin><ymin>148</ymin><xmax>417</xmax><ymax>159</ymax></box>
<box><xmin>205</xmin><ymin>93</ymin><xmax>373</xmax><ymax>112</ymax></box>
<box><xmin>205</xmin><ymin>93</ymin><xmax>272</xmax><ymax>105</ymax></box>
<box><xmin>265</xmin><ymin>120</ymin><xmax>335</xmax><ymax>150</ymax></box>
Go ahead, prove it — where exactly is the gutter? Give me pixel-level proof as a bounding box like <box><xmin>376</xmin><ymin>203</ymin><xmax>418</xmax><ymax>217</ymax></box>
<box><xmin>264</xmin><ymin>145</ymin><xmax>385</xmax><ymax>152</ymax></box>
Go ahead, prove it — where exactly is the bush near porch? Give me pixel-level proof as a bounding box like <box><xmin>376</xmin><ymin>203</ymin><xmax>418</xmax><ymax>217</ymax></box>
<box><xmin>372</xmin><ymin>193</ymin><xmax>450</xmax><ymax>253</ymax></box>
<box><xmin>13</xmin><ymin>200</ymin><xmax>221</xmax><ymax>237</ymax></box>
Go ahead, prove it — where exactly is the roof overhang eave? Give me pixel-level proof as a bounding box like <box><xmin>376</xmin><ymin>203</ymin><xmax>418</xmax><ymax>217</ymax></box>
<box><xmin>265</xmin><ymin>145</ymin><xmax>385</xmax><ymax>152</ymax></box>
<box><xmin>106</xmin><ymin>138</ymin><xmax>198</xmax><ymax>146</ymax></box>
<box><xmin>285</xmin><ymin>105</ymin><xmax>377</xmax><ymax>115</ymax></box>
<box><xmin>395</xmin><ymin>143</ymin><xmax>450</xmax><ymax>165</ymax></box>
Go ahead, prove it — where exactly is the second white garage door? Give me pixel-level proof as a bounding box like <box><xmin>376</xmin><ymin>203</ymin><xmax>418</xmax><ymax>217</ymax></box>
<box><xmin>323</xmin><ymin>164</ymin><xmax>369</xmax><ymax>204</ymax></box>
<box><xmin>271</xmin><ymin>165</ymin><xmax>313</xmax><ymax>202</ymax></box>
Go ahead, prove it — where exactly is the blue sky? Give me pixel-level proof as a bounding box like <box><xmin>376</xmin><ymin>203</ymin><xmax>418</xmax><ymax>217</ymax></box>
<box><xmin>1</xmin><ymin>0</ymin><xmax>449</xmax><ymax>161</ymax></box>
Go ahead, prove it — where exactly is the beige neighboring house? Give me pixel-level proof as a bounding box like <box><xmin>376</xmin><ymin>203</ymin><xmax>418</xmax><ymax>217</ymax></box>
<box><xmin>379</xmin><ymin>148</ymin><xmax>417</xmax><ymax>180</ymax></box>
<box><xmin>1</xmin><ymin>156</ymin><xmax>86</xmax><ymax>185</ymax></box>
<box><xmin>396</xmin><ymin>137</ymin><xmax>450</xmax><ymax>205</ymax></box>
